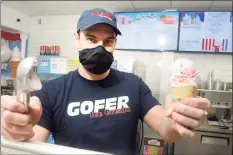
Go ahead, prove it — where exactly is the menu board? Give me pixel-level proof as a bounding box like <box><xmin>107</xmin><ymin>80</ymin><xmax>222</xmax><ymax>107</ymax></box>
<box><xmin>114</xmin><ymin>12</ymin><xmax>179</xmax><ymax>51</ymax></box>
<box><xmin>50</xmin><ymin>58</ymin><xmax>67</xmax><ymax>74</ymax></box>
<box><xmin>37</xmin><ymin>56</ymin><xmax>80</xmax><ymax>75</ymax></box>
<box><xmin>66</xmin><ymin>57</ymin><xmax>80</xmax><ymax>73</ymax></box>
<box><xmin>179</xmin><ymin>12</ymin><xmax>232</xmax><ymax>53</ymax></box>
<box><xmin>38</xmin><ymin>57</ymin><xmax>50</xmax><ymax>73</ymax></box>
<box><xmin>111</xmin><ymin>59</ymin><xmax>135</xmax><ymax>73</ymax></box>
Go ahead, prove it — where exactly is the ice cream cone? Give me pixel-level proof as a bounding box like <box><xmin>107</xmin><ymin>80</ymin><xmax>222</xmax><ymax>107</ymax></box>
<box><xmin>10</xmin><ymin>60</ymin><xmax>20</xmax><ymax>78</ymax></box>
<box><xmin>171</xmin><ymin>86</ymin><xmax>198</xmax><ymax>104</ymax></box>
<box><xmin>169</xmin><ymin>58</ymin><xmax>199</xmax><ymax>104</ymax></box>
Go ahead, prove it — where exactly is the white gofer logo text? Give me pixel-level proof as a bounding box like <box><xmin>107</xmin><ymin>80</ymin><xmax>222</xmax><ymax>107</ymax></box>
<box><xmin>67</xmin><ymin>96</ymin><xmax>129</xmax><ymax>116</ymax></box>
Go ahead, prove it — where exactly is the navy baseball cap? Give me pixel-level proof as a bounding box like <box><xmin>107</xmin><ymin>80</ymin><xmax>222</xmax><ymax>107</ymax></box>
<box><xmin>77</xmin><ymin>8</ymin><xmax>122</xmax><ymax>35</ymax></box>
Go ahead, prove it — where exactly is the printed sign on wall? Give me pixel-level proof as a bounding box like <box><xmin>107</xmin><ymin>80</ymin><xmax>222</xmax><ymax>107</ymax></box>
<box><xmin>179</xmin><ymin>12</ymin><xmax>232</xmax><ymax>53</ymax></box>
<box><xmin>66</xmin><ymin>57</ymin><xmax>80</xmax><ymax>73</ymax></box>
<box><xmin>37</xmin><ymin>57</ymin><xmax>50</xmax><ymax>73</ymax></box>
<box><xmin>50</xmin><ymin>58</ymin><xmax>67</xmax><ymax>74</ymax></box>
<box><xmin>1</xmin><ymin>31</ymin><xmax>29</xmax><ymax>77</ymax></box>
<box><xmin>111</xmin><ymin>60</ymin><xmax>118</xmax><ymax>70</ymax></box>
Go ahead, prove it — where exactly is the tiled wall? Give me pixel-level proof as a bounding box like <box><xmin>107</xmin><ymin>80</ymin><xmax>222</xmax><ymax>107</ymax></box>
<box><xmin>175</xmin><ymin>52</ymin><xmax>232</xmax><ymax>83</ymax></box>
<box><xmin>114</xmin><ymin>50</ymin><xmax>162</xmax><ymax>98</ymax></box>
<box><xmin>27</xmin><ymin>14</ymin><xmax>232</xmax><ymax>101</ymax></box>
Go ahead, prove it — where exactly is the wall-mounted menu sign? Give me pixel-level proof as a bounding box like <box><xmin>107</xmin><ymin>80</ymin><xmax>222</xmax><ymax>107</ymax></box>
<box><xmin>66</xmin><ymin>58</ymin><xmax>80</xmax><ymax>73</ymax></box>
<box><xmin>37</xmin><ymin>57</ymin><xmax>50</xmax><ymax>73</ymax></box>
<box><xmin>179</xmin><ymin>12</ymin><xmax>232</xmax><ymax>53</ymax></box>
<box><xmin>50</xmin><ymin>58</ymin><xmax>67</xmax><ymax>74</ymax></box>
<box><xmin>37</xmin><ymin>56</ymin><xmax>79</xmax><ymax>74</ymax></box>
<box><xmin>114</xmin><ymin>11</ymin><xmax>179</xmax><ymax>51</ymax></box>
<box><xmin>111</xmin><ymin>59</ymin><xmax>135</xmax><ymax>73</ymax></box>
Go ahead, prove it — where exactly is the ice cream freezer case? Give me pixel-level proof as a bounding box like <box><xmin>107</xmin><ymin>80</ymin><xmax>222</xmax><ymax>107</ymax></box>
<box><xmin>173</xmin><ymin>127</ymin><xmax>232</xmax><ymax>155</ymax></box>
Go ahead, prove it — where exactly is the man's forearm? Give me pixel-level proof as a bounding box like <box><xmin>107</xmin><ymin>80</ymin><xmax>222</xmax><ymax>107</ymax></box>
<box><xmin>144</xmin><ymin>106</ymin><xmax>181</xmax><ymax>142</ymax></box>
<box><xmin>159</xmin><ymin>116</ymin><xmax>181</xmax><ymax>142</ymax></box>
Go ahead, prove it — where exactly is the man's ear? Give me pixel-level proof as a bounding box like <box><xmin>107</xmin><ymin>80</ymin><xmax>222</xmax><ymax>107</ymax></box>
<box><xmin>74</xmin><ymin>32</ymin><xmax>80</xmax><ymax>40</ymax></box>
<box><xmin>74</xmin><ymin>32</ymin><xmax>80</xmax><ymax>49</ymax></box>
<box><xmin>113</xmin><ymin>37</ymin><xmax>117</xmax><ymax>47</ymax></box>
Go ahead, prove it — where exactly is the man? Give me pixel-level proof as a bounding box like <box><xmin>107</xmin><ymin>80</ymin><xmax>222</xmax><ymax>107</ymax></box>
<box><xmin>1</xmin><ymin>8</ymin><xmax>211</xmax><ymax>155</ymax></box>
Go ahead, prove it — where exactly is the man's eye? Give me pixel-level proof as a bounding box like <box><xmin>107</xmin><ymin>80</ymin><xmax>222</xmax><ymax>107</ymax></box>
<box><xmin>87</xmin><ymin>38</ymin><xmax>95</xmax><ymax>42</ymax></box>
<box><xmin>106</xmin><ymin>40</ymin><xmax>114</xmax><ymax>45</ymax></box>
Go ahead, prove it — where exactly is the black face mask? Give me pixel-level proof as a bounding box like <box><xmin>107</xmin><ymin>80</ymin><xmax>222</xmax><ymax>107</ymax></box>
<box><xmin>79</xmin><ymin>46</ymin><xmax>114</xmax><ymax>75</ymax></box>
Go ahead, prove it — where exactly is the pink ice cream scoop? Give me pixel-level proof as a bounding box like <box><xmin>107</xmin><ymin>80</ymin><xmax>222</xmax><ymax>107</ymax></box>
<box><xmin>169</xmin><ymin>58</ymin><xmax>199</xmax><ymax>87</ymax></box>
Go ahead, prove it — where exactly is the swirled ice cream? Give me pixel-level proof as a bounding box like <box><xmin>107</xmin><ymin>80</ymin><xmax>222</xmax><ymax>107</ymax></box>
<box><xmin>169</xmin><ymin>58</ymin><xmax>199</xmax><ymax>104</ymax></box>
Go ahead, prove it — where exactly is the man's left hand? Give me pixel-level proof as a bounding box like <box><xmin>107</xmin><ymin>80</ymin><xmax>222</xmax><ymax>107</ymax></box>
<box><xmin>165</xmin><ymin>96</ymin><xmax>211</xmax><ymax>138</ymax></box>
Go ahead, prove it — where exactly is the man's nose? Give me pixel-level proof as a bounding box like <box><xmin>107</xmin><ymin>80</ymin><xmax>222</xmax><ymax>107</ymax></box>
<box><xmin>97</xmin><ymin>41</ymin><xmax>104</xmax><ymax>46</ymax></box>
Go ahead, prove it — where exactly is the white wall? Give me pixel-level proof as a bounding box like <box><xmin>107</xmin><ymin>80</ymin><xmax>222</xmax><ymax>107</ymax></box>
<box><xmin>28</xmin><ymin>15</ymin><xmax>80</xmax><ymax>58</ymax></box>
<box><xmin>28</xmin><ymin>14</ymin><xmax>232</xmax><ymax>102</ymax></box>
<box><xmin>1</xmin><ymin>4</ymin><xmax>30</xmax><ymax>33</ymax></box>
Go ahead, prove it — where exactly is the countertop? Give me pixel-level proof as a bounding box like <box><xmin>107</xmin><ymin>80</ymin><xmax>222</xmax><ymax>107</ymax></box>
<box><xmin>143</xmin><ymin>121</ymin><xmax>232</xmax><ymax>139</ymax></box>
<box><xmin>1</xmin><ymin>136</ymin><xmax>111</xmax><ymax>155</ymax></box>
<box><xmin>196</xmin><ymin>124</ymin><xmax>232</xmax><ymax>134</ymax></box>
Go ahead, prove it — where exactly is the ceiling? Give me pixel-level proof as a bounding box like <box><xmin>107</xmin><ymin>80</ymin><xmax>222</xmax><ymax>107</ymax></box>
<box><xmin>1</xmin><ymin>1</ymin><xmax>232</xmax><ymax>16</ymax></box>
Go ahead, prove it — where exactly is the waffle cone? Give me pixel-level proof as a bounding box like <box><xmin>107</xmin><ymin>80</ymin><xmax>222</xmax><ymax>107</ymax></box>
<box><xmin>171</xmin><ymin>86</ymin><xmax>198</xmax><ymax>104</ymax></box>
<box><xmin>10</xmin><ymin>60</ymin><xmax>20</xmax><ymax>78</ymax></box>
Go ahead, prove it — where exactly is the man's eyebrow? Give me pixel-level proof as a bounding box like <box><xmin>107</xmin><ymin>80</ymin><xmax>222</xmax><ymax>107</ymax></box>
<box><xmin>85</xmin><ymin>33</ymin><xmax>96</xmax><ymax>38</ymax></box>
<box><xmin>106</xmin><ymin>36</ymin><xmax>116</xmax><ymax>40</ymax></box>
<box><xmin>84</xmin><ymin>32</ymin><xmax>116</xmax><ymax>39</ymax></box>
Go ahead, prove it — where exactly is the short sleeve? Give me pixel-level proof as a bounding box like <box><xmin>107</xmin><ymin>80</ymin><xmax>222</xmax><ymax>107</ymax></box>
<box><xmin>139</xmin><ymin>78</ymin><xmax>160</xmax><ymax>121</ymax></box>
<box><xmin>35</xmin><ymin>82</ymin><xmax>54</xmax><ymax>132</ymax></box>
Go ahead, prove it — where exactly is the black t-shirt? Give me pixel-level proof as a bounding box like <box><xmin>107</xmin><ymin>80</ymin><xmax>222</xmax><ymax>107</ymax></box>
<box><xmin>35</xmin><ymin>69</ymin><xmax>160</xmax><ymax>155</ymax></box>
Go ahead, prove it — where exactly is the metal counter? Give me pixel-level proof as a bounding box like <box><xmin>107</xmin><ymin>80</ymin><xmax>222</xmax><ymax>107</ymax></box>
<box><xmin>1</xmin><ymin>136</ymin><xmax>111</xmax><ymax>154</ymax></box>
<box><xmin>197</xmin><ymin>124</ymin><xmax>232</xmax><ymax>134</ymax></box>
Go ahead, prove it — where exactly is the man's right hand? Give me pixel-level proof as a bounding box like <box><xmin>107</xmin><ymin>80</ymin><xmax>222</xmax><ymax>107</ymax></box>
<box><xmin>1</xmin><ymin>95</ymin><xmax>42</xmax><ymax>141</ymax></box>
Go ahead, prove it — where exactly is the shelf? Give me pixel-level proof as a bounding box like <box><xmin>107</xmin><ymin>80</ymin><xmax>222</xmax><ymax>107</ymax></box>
<box><xmin>1</xmin><ymin>76</ymin><xmax>16</xmax><ymax>80</ymax></box>
<box><xmin>211</xmin><ymin>105</ymin><xmax>232</xmax><ymax>109</ymax></box>
<box><xmin>1</xmin><ymin>26</ymin><xmax>20</xmax><ymax>34</ymax></box>
<box><xmin>198</xmin><ymin>89</ymin><xmax>232</xmax><ymax>93</ymax></box>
